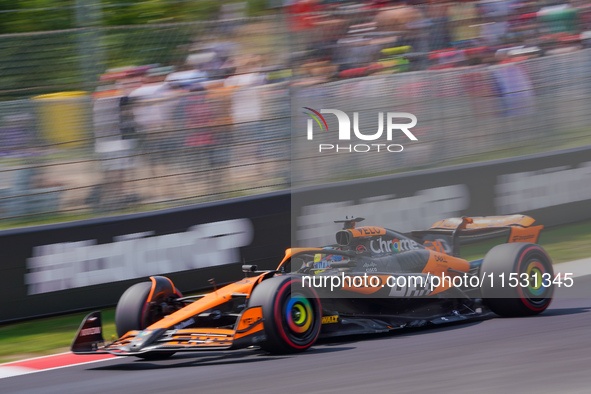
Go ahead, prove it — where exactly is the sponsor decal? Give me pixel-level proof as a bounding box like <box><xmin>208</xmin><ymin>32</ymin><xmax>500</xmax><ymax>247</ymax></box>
<box><xmin>174</xmin><ymin>318</ymin><xmax>195</xmax><ymax>330</ymax></box>
<box><xmin>356</xmin><ymin>245</ymin><xmax>368</xmax><ymax>253</ymax></box>
<box><xmin>434</xmin><ymin>254</ymin><xmax>448</xmax><ymax>263</ymax></box>
<box><xmin>80</xmin><ymin>327</ymin><xmax>101</xmax><ymax>336</ymax></box>
<box><xmin>370</xmin><ymin>237</ymin><xmax>419</xmax><ymax>254</ymax></box>
<box><xmin>25</xmin><ymin>219</ymin><xmax>254</xmax><ymax>295</ymax></box>
<box><xmin>352</xmin><ymin>226</ymin><xmax>386</xmax><ymax>237</ymax></box>
<box><xmin>313</xmin><ymin>254</ymin><xmax>343</xmax><ymax>269</ymax></box>
<box><xmin>424</xmin><ymin>240</ymin><xmax>446</xmax><ymax>253</ymax></box>
<box><xmin>511</xmin><ymin>234</ymin><xmax>535</xmax><ymax>242</ymax></box>
<box><xmin>321</xmin><ymin>315</ymin><xmax>339</xmax><ymax>324</ymax></box>
<box><xmin>188</xmin><ymin>336</ymin><xmax>229</xmax><ymax>344</ymax></box>
<box><xmin>388</xmin><ymin>275</ymin><xmax>434</xmax><ymax>297</ymax></box>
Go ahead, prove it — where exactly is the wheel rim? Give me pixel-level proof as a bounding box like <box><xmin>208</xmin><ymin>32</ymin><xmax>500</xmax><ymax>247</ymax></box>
<box><xmin>273</xmin><ymin>281</ymin><xmax>321</xmax><ymax>349</ymax></box>
<box><xmin>285</xmin><ymin>296</ymin><xmax>313</xmax><ymax>334</ymax></box>
<box><xmin>518</xmin><ymin>250</ymin><xmax>553</xmax><ymax>310</ymax></box>
<box><xmin>525</xmin><ymin>260</ymin><xmax>547</xmax><ymax>298</ymax></box>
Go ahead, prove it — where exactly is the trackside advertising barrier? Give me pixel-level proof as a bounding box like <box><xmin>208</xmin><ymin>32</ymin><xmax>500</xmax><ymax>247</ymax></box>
<box><xmin>1</xmin><ymin>145</ymin><xmax>590</xmax><ymax>322</ymax></box>
<box><xmin>0</xmin><ymin>192</ymin><xmax>290</xmax><ymax>322</ymax></box>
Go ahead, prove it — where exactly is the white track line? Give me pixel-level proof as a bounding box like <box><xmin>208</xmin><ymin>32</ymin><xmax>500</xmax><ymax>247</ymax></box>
<box><xmin>0</xmin><ymin>366</ymin><xmax>36</xmax><ymax>379</ymax></box>
<box><xmin>554</xmin><ymin>258</ymin><xmax>591</xmax><ymax>278</ymax></box>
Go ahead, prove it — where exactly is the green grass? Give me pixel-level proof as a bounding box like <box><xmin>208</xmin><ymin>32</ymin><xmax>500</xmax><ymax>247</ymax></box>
<box><xmin>445</xmin><ymin>128</ymin><xmax>591</xmax><ymax>169</ymax></box>
<box><xmin>0</xmin><ymin>213</ymin><xmax>96</xmax><ymax>231</ymax></box>
<box><xmin>0</xmin><ymin>310</ymin><xmax>117</xmax><ymax>364</ymax></box>
<box><xmin>1</xmin><ymin>219</ymin><xmax>590</xmax><ymax>364</ymax></box>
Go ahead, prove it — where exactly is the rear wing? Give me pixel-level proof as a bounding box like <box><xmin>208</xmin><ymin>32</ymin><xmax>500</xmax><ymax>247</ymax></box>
<box><xmin>411</xmin><ymin>215</ymin><xmax>544</xmax><ymax>257</ymax></box>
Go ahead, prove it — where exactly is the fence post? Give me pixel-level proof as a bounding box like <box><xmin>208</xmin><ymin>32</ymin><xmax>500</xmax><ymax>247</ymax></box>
<box><xmin>75</xmin><ymin>0</ymin><xmax>103</xmax><ymax>91</ymax></box>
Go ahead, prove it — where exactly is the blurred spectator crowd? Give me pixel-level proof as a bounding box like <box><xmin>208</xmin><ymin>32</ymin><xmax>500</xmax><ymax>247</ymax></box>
<box><xmin>90</xmin><ymin>50</ymin><xmax>290</xmax><ymax>212</ymax></box>
<box><xmin>2</xmin><ymin>0</ymin><xmax>591</xmax><ymax>224</ymax></box>
<box><xmin>286</xmin><ymin>0</ymin><xmax>591</xmax><ymax>81</ymax></box>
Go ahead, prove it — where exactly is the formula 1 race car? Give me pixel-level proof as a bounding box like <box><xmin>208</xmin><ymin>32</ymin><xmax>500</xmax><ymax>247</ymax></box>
<box><xmin>72</xmin><ymin>214</ymin><xmax>554</xmax><ymax>357</ymax></box>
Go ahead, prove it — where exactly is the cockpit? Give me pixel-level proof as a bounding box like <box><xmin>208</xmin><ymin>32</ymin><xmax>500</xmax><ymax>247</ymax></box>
<box><xmin>279</xmin><ymin>249</ymin><xmax>359</xmax><ymax>274</ymax></box>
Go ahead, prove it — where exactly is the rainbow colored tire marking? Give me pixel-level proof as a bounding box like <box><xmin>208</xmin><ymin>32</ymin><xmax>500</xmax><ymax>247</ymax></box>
<box><xmin>285</xmin><ymin>296</ymin><xmax>313</xmax><ymax>334</ymax></box>
<box><xmin>525</xmin><ymin>259</ymin><xmax>548</xmax><ymax>297</ymax></box>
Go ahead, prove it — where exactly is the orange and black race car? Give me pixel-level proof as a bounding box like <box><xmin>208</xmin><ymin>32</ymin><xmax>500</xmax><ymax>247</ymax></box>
<box><xmin>72</xmin><ymin>214</ymin><xmax>554</xmax><ymax>358</ymax></box>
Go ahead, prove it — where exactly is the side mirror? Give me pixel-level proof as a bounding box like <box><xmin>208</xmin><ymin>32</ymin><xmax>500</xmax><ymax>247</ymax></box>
<box><xmin>242</xmin><ymin>264</ymin><xmax>258</xmax><ymax>273</ymax></box>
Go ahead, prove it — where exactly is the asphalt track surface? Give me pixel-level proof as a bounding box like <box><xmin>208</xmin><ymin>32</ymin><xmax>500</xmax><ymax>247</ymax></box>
<box><xmin>2</xmin><ymin>277</ymin><xmax>590</xmax><ymax>394</ymax></box>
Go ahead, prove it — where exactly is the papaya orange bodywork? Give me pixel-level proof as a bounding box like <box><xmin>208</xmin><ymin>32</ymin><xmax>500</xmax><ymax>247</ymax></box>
<box><xmin>340</xmin><ymin>274</ymin><xmax>392</xmax><ymax>295</ymax></box>
<box><xmin>508</xmin><ymin>225</ymin><xmax>543</xmax><ymax>244</ymax></box>
<box><xmin>349</xmin><ymin>226</ymin><xmax>387</xmax><ymax>238</ymax></box>
<box><xmin>234</xmin><ymin>306</ymin><xmax>264</xmax><ymax>340</ymax></box>
<box><xmin>431</xmin><ymin>215</ymin><xmax>536</xmax><ymax>230</ymax></box>
<box><xmin>422</xmin><ymin>251</ymin><xmax>470</xmax><ymax>295</ymax></box>
<box><xmin>147</xmin><ymin>276</ymin><xmax>177</xmax><ymax>304</ymax></box>
<box><xmin>148</xmin><ymin>277</ymin><xmax>261</xmax><ymax>330</ymax></box>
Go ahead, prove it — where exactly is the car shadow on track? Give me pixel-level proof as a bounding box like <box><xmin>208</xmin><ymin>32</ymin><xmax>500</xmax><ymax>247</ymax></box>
<box><xmin>316</xmin><ymin>319</ymin><xmax>487</xmax><ymax>348</ymax></box>
<box><xmin>91</xmin><ymin>345</ymin><xmax>356</xmax><ymax>371</ymax></box>
<box><xmin>535</xmin><ymin>306</ymin><xmax>591</xmax><ymax>317</ymax></box>
<box><xmin>90</xmin><ymin>320</ymin><xmax>494</xmax><ymax>371</ymax></box>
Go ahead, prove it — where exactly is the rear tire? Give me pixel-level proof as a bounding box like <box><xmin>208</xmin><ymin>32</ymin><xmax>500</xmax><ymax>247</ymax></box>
<box><xmin>248</xmin><ymin>276</ymin><xmax>322</xmax><ymax>354</ymax></box>
<box><xmin>480</xmin><ymin>243</ymin><xmax>554</xmax><ymax>316</ymax></box>
<box><xmin>115</xmin><ymin>282</ymin><xmax>176</xmax><ymax>359</ymax></box>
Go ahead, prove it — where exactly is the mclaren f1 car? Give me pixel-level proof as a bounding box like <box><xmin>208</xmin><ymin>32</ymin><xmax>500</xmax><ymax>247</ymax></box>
<box><xmin>72</xmin><ymin>214</ymin><xmax>554</xmax><ymax>357</ymax></box>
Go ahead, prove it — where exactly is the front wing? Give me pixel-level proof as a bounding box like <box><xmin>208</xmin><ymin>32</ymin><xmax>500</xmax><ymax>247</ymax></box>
<box><xmin>72</xmin><ymin>306</ymin><xmax>266</xmax><ymax>356</ymax></box>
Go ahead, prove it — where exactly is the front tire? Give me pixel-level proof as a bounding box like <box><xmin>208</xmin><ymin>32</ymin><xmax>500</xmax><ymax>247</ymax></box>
<box><xmin>480</xmin><ymin>243</ymin><xmax>554</xmax><ymax>316</ymax></box>
<box><xmin>248</xmin><ymin>276</ymin><xmax>322</xmax><ymax>354</ymax></box>
<box><xmin>115</xmin><ymin>282</ymin><xmax>176</xmax><ymax>359</ymax></box>
<box><xmin>115</xmin><ymin>282</ymin><xmax>153</xmax><ymax>337</ymax></box>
